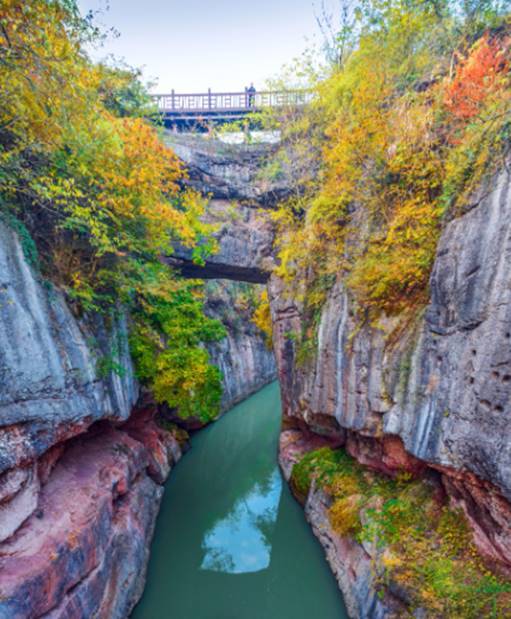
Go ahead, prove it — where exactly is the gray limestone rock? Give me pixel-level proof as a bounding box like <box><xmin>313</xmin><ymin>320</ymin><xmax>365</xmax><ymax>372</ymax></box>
<box><xmin>0</xmin><ymin>219</ymin><xmax>138</xmax><ymax>476</ymax></box>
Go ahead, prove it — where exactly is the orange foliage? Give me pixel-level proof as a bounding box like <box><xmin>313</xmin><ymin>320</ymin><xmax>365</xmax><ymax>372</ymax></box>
<box><xmin>445</xmin><ymin>34</ymin><xmax>509</xmax><ymax>121</ymax></box>
<box><xmin>274</xmin><ymin>13</ymin><xmax>511</xmax><ymax>317</ymax></box>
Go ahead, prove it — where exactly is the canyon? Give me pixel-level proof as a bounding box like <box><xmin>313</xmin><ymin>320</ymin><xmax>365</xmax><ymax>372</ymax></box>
<box><xmin>1</xmin><ymin>133</ymin><xmax>511</xmax><ymax>618</ymax></box>
<box><xmin>168</xmin><ymin>136</ymin><xmax>511</xmax><ymax>615</ymax></box>
<box><xmin>0</xmin><ymin>137</ymin><xmax>277</xmax><ymax>618</ymax></box>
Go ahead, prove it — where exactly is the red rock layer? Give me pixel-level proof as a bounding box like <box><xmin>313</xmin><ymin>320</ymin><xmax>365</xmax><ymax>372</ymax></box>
<box><xmin>0</xmin><ymin>408</ymin><xmax>184</xmax><ymax>619</ymax></box>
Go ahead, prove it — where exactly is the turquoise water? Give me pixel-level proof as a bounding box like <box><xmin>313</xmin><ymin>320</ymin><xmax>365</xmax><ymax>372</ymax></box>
<box><xmin>131</xmin><ymin>382</ymin><xmax>348</xmax><ymax>619</ymax></box>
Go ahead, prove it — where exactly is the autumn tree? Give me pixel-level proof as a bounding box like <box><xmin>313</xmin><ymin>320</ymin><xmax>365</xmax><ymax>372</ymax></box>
<box><xmin>0</xmin><ymin>0</ymin><xmax>225</xmax><ymax>420</ymax></box>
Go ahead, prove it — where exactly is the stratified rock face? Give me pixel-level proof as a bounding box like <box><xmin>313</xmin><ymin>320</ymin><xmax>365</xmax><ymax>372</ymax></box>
<box><xmin>0</xmin><ymin>408</ymin><xmax>184</xmax><ymax>619</ymax></box>
<box><xmin>269</xmin><ymin>166</ymin><xmax>511</xmax><ymax>584</ymax></box>
<box><xmin>386</xmin><ymin>168</ymin><xmax>511</xmax><ymax>492</ymax></box>
<box><xmin>0</xmin><ymin>220</ymin><xmax>138</xmax><ymax>477</ymax></box>
<box><xmin>205</xmin><ymin>281</ymin><xmax>277</xmax><ymax>411</ymax></box>
<box><xmin>271</xmin><ymin>168</ymin><xmax>511</xmax><ymax>494</ymax></box>
<box><xmin>0</xmin><ymin>218</ymin><xmax>184</xmax><ymax>618</ymax></box>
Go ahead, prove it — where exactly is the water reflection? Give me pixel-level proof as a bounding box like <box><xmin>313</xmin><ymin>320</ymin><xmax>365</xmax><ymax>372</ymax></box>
<box><xmin>201</xmin><ymin>467</ymin><xmax>282</xmax><ymax>574</ymax></box>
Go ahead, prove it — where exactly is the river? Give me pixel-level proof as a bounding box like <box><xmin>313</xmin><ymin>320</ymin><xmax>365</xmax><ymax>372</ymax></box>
<box><xmin>131</xmin><ymin>381</ymin><xmax>347</xmax><ymax>619</ymax></box>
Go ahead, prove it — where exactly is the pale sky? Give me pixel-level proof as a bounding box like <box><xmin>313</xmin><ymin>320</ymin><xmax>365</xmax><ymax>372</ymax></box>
<box><xmin>77</xmin><ymin>0</ymin><xmax>326</xmax><ymax>94</ymax></box>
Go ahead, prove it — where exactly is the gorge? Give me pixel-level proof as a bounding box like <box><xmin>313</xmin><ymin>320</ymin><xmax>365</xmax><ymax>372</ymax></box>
<box><xmin>2</xmin><ymin>1</ymin><xmax>511</xmax><ymax>617</ymax></box>
<box><xmin>1</xmin><ymin>128</ymin><xmax>511</xmax><ymax>617</ymax></box>
<box><xmin>160</xmin><ymin>134</ymin><xmax>511</xmax><ymax>617</ymax></box>
<box><xmin>0</xmin><ymin>138</ymin><xmax>279</xmax><ymax>617</ymax></box>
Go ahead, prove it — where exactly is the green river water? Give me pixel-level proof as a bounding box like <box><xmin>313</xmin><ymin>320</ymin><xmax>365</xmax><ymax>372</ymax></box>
<box><xmin>131</xmin><ymin>381</ymin><xmax>348</xmax><ymax>619</ymax></box>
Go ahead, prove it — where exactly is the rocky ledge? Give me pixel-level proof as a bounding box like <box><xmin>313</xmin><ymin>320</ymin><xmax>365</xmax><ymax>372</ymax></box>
<box><xmin>0</xmin><ymin>405</ymin><xmax>185</xmax><ymax>619</ymax></box>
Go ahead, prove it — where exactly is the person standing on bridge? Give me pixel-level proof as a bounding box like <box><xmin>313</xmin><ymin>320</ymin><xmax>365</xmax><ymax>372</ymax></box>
<box><xmin>247</xmin><ymin>83</ymin><xmax>256</xmax><ymax>108</ymax></box>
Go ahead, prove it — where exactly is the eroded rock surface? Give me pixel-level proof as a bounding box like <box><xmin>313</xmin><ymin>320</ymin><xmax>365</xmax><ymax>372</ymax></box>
<box><xmin>0</xmin><ymin>408</ymin><xmax>184</xmax><ymax>619</ymax></box>
<box><xmin>164</xmin><ymin>135</ymin><xmax>277</xmax><ymax>283</ymax></box>
<box><xmin>270</xmin><ymin>168</ymin><xmax>511</xmax><ymax>492</ymax></box>
<box><xmin>164</xmin><ymin>134</ymin><xmax>288</xmax><ymax>204</ymax></box>
<box><xmin>164</xmin><ymin>135</ymin><xmax>278</xmax><ymax>413</ymax></box>
<box><xmin>205</xmin><ymin>281</ymin><xmax>276</xmax><ymax>411</ymax></box>
<box><xmin>0</xmin><ymin>220</ymin><xmax>138</xmax><ymax>478</ymax></box>
<box><xmin>169</xmin><ymin>199</ymin><xmax>274</xmax><ymax>283</ymax></box>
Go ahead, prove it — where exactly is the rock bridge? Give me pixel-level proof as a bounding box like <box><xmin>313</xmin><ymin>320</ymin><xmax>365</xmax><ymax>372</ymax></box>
<box><xmin>164</xmin><ymin>134</ymin><xmax>286</xmax><ymax>284</ymax></box>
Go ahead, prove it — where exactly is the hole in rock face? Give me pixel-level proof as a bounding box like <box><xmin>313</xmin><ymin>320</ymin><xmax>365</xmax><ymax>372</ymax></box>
<box><xmin>472</xmin><ymin>349</ymin><xmax>477</xmax><ymax>356</ymax></box>
<box><xmin>492</xmin><ymin>371</ymin><xmax>500</xmax><ymax>379</ymax></box>
<box><xmin>495</xmin><ymin>405</ymin><xmax>504</xmax><ymax>413</ymax></box>
<box><xmin>506</xmin><ymin>333</ymin><xmax>511</xmax><ymax>339</ymax></box>
<box><xmin>469</xmin><ymin>377</ymin><xmax>475</xmax><ymax>384</ymax></box>
<box><xmin>503</xmin><ymin>375</ymin><xmax>511</xmax><ymax>383</ymax></box>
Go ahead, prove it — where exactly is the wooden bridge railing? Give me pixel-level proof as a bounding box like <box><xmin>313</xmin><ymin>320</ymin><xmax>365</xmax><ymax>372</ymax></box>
<box><xmin>153</xmin><ymin>90</ymin><xmax>312</xmax><ymax>114</ymax></box>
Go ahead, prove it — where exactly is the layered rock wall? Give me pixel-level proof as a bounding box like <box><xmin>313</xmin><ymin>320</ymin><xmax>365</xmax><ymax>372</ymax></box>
<box><xmin>0</xmin><ymin>221</ymin><xmax>138</xmax><ymax>479</ymax></box>
<box><xmin>268</xmin><ymin>166</ymin><xmax>511</xmax><ymax>614</ymax></box>
<box><xmin>270</xmin><ymin>167</ymin><xmax>511</xmax><ymax>488</ymax></box>
<box><xmin>0</xmin><ymin>153</ymin><xmax>276</xmax><ymax>617</ymax></box>
<box><xmin>0</xmin><ymin>410</ymin><xmax>185</xmax><ymax>619</ymax></box>
<box><xmin>205</xmin><ymin>280</ymin><xmax>276</xmax><ymax>411</ymax></box>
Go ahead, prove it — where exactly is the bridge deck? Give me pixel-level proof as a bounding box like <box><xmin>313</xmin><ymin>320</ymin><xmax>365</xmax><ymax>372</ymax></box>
<box><xmin>152</xmin><ymin>90</ymin><xmax>311</xmax><ymax>124</ymax></box>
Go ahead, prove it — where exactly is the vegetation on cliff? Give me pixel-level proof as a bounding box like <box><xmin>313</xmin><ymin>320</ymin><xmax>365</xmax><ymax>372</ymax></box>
<box><xmin>0</xmin><ymin>0</ymin><xmax>225</xmax><ymax>420</ymax></box>
<box><xmin>292</xmin><ymin>447</ymin><xmax>511</xmax><ymax>617</ymax></box>
<box><xmin>252</xmin><ymin>289</ymin><xmax>273</xmax><ymax>348</ymax></box>
<box><xmin>271</xmin><ymin>0</ymin><xmax>511</xmax><ymax>317</ymax></box>
<box><xmin>269</xmin><ymin>4</ymin><xmax>511</xmax><ymax>616</ymax></box>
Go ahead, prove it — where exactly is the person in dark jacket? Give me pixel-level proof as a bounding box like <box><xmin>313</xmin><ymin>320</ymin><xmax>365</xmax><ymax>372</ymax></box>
<box><xmin>247</xmin><ymin>83</ymin><xmax>256</xmax><ymax>107</ymax></box>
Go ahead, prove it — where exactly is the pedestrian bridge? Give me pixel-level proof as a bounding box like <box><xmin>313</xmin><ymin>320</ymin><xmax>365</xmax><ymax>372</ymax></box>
<box><xmin>152</xmin><ymin>89</ymin><xmax>311</xmax><ymax>128</ymax></box>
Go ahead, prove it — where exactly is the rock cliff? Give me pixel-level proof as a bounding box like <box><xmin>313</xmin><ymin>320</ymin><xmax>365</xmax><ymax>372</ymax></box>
<box><xmin>130</xmin><ymin>134</ymin><xmax>511</xmax><ymax>616</ymax></box>
<box><xmin>205</xmin><ymin>280</ymin><xmax>276</xmax><ymax>411</ymax></box>
<box><xmin>0</xmin><ymin>219</ymin><xmax>187</xmax><ymax>618</ymax></box>
<box><xmin>269</xmin><ymin>166</ymin><xmax>511</xmax><ymax>615</ymax></box>
<box><xmin>0</xmin><ymin>136</ymin><xmax>276</xmax><ymax>619</ymax></box>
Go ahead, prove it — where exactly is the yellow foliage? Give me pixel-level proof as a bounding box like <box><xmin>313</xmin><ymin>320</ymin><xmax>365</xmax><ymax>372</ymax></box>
<box><xmin>0</xmin><ymin>1</ymin><xmax>225</xmax><ymax>420</ymax></box>
<box><xmin>297</xmin><ymin>445</ymin><xmax>511</xmax><ymax>617</ymax></box>
<box><xmin>381</xmin><ymin>549</ymin><xmax>403</xmax><ymax>570</ymax></box>
<box><xmin>271</xmin><ymin>3</ymin><xmax>511</xmax><ymax>319</ymax></box>
<box><xmin>252</xmin><ymin>289</ymin><xmax>273</xmax><ymax>348</ymax></box>
<box><xmin>329</xmin><ymin>495</ymin><xmax>362</xmax><ymax>536</ymax></box>
<box><xmin>0</xmin><ymin>0</ymin><xmax>212</xmax><ymax>301</ymax></box>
